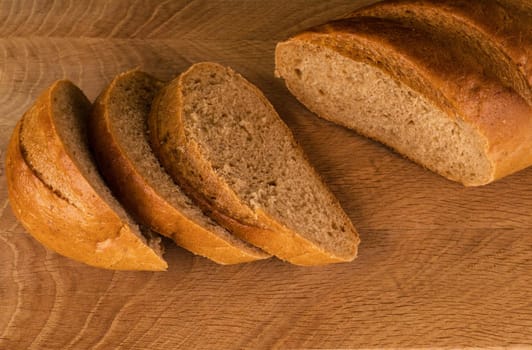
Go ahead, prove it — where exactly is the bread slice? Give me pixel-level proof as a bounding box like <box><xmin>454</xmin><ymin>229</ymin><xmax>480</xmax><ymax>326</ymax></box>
<box><xmin>5</xmin><ymin>80</ymin><xmax>167</xmax><ymax>271</ymax></box>
<box><xmin>88</xmin><ymin>69</ymin><xmax>269</xmax><ymax>264</ymax></box>
<box><xmin>275</xmin><ymin>17</ymin><xmax>532</xmax><ymax>186</ymax></box>
<box><xmin>149</xmin><ymin>62</ymin><xmax>359</xmax><ymax>265</ymax></box>
<box><xmin>351</xmin><ymin>0</ymin><xmax>532</xmax><ymax>105</ymax></box>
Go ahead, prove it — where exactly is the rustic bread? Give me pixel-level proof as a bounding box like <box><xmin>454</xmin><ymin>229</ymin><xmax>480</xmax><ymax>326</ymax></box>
<box><xmin>149</xmin><ymin>62</ymin><xmax>360</xmax><ymax>265</ymax></box>
<box><xmin>5</xmin><ymin>80</ymin><xmax>167</xmax><ymax>271</ymax></box>
<box><xmin>275</xmin><ymin>17</ymin><xmax>532</xmax><ymax>186</ymax></box>
<box><xmin>89</xmin><ymin>69</ymin><xmax>269</xmax><ymax>264</ymax></box>
<box><xmin>351</xmin><ymin>0</ymin><xmax>532</xmax><ymax>105</ymax></box>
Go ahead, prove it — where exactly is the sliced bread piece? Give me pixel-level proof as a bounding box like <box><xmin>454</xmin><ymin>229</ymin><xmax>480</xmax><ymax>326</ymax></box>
<box><xmin>275</xmin><ymin>17</ymin><xmax>532</xmax><ymax>186</ymax></box>
<box><xmin>5</xmin><ymin>80</ymin><xmax>167</xmax><ymax>271</ymax></box>
<box><xmin>350</xmin><ymin>0</ymin><xmax>532</xmax><ymax>105</ymax></box>
<box><xmin>88</xmin><ymin>69</ymin><xmax>269</xmax><ymax>264</ymax></box>
<box><xmin>149</xmin><ymin>62</ymin><xmax>360</xmax><ymax>265</ymax></box>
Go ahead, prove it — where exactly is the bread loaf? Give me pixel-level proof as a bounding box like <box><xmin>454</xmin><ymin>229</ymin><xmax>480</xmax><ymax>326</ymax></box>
<box><xmin>275</xmin><ymin>15</ymin><xmax>532</xmax><ymax>186</ymax></box>
<box><xmin>5</xmin><ymin>81</ymin><xmax>167</xmax><ymax>270</ymax></box>
<box><xmin>89</xmin><ymin>69</ymin><xmax>269</xmax><ymax>264</ymax></box>
<box><xmin>149</xmin><ymin>62</ymin><xmax>360</xmax><ymax>265</ymax></box>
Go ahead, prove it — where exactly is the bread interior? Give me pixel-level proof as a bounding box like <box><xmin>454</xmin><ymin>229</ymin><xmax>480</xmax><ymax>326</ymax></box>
<box><xmin>276</xmin><ymin>41</ymin><xmax>492</xmax><ymax>185</ymax></box>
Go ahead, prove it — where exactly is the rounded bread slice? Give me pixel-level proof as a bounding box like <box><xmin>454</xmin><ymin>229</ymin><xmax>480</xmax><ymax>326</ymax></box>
<box><xmin>149</xmin><ymin>62</ymin><xmax>360</xmax><ymax>265</ymax></box>
<box><xmin>5</xmin><ymin>80</ymin><xmax>167</xmax><ymax>271</ymax></box>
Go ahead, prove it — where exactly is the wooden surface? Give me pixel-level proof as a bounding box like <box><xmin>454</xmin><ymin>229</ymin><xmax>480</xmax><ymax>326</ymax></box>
<box><xmin>1</xmin><ymin>1</ymin><xmax>532</xmax><ymax>348</ymax></box>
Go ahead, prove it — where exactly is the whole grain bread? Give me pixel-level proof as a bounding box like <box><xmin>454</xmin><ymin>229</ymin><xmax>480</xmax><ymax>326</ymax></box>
<box><xmin>89</xmin><ymin>69</ymin><xmax>269</xmax><ymax>264</ymax></box>
<box><xmin>5</xmin><ymin>80</ymin><xmax>167</xmax><ymax>270</ymax></box>
<box><xmin>149</xmin><ymin>62</ymin><xmax>360</xmax><ymax>265</ymax></box>
<box><xmin>275</xmin><ymin>16</ymin><xmax>532</xmax><ymax>186</ymax></box>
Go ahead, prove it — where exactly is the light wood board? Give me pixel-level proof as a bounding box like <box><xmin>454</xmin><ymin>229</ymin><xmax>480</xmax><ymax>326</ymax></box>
<box><xmin>1</xmin><ymin>1</ymin><xmax>531</xmax><ymax>348</ymax></box>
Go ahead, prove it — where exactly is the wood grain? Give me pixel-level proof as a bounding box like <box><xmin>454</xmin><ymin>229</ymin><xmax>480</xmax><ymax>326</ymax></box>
<box><xmin>1</xmin><ymin>0</ymin><xmax>532</xmax><ymax>348</ymax></box>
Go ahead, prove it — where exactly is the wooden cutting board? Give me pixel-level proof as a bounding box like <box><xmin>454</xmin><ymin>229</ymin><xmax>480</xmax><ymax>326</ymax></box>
<box><xmin>1</xmin><ymin>1</ymin><xmax>531</xmax><ymax>348</ymax></box>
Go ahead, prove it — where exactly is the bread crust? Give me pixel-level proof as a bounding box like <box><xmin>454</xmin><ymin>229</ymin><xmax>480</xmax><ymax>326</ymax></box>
<box><xmin>89</xmin><ymin>70</ymin><xmax>269</xmax><ymax>264</ymax></box>
<box><xmin>149</xmin><ymin>62</ymin><xmax>359</xmax><ymax>265</ymax></box>
<box><xmin>275</xmin><ymin>17</ymin><xmax>532</xmax><ymax>186</ymax></box>
<box><xmin>352</xmin><ymin>0</ymin><xmax>532</xmax><ymax>105</ymax></box>
<box><xmin>6</xmin><ymin>81</ymin><xmax>167</xmax><ymax>270</ymax></box>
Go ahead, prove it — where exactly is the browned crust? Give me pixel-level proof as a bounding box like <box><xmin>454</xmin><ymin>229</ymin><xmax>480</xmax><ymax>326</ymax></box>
<box><xmin>89</xmin><ymin>70</ymin><xmax>269</xmax><ymax>264</ymax></box>
<box><xmin>6</xmin><ymin>83</ymin><xmax>167</xmax><ymax>270</ymax></box>
<box><xmin>149</xmin><ymin>62</ymin><xmax>359</xmax><ymax>265</ymax></box>
<box><xmin>276</xmin><ymin>17</ymin><xmax>532</xmax><ymax>186</ymax></box>
<box><xmin>351</xmin><ymin>0</ymin><xmax>532</xmax><ymax>105</ymax></box>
